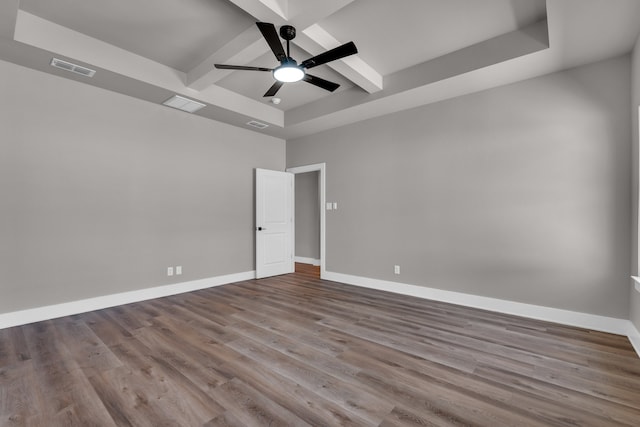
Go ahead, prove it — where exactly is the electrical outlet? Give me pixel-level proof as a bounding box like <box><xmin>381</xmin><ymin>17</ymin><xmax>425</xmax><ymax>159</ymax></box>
<box><xmin>176</xmin><ymin>265</ymin><xmax>182</xmax><ymax>275</ymax></box>
<box><xmin>394</xmin><ymin>265</ymin><xmax>400</xmax><ymax>275</ymax></box>
<box><xmin>326</xmin><ymin>202</ymin><xmax>333</xmax><ymax>211</ymax></box>
<box><xmin>167</xmin><ymin>267</ymin><xmax>174</xmax><ymax>276</ymax></box>
<box><xmin>333</xmin><ymin>202</ymin><xmax>338</xmax><ymax>210</ymax></box>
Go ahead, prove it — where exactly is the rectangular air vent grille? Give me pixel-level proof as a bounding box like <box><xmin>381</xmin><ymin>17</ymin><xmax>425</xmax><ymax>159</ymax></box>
<box><xmin>247</xmin><ymin>120</ymin><xmax>269</xmax><ymax>129</ymax></box>
<box><xmin>162</xmin><ymin>95</ymin><xmax>206</xmax><ymax>113</ymax></box>
<box><xmin>50</xmin><ymin>58</ymin><xmax>96</xmax><ymax>77</ymax></box>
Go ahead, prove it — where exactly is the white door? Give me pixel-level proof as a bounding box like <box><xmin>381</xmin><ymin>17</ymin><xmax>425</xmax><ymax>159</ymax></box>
<box><xmin>256</xmin><ymin>168</ymin><xmax>294</xmax><ymax>278</ymax></box>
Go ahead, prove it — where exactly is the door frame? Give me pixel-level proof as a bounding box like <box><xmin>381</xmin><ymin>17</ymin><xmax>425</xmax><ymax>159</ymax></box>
<box><xmin>286</xmin><ymin>163</ymin><xmax>326</xmax><ymax>279</ymax></box>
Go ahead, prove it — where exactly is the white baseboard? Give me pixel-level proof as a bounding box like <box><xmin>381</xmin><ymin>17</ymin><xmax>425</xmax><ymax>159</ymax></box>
<box><xmin>628</xmin><ymin>322</ymin><xmax>640</xmax><ymax>357</ymax></box>
<box><xmin>295</xmin><ymin>256</ymin><xmax>320</xmax><ymax>266</ymax></box>
<box><xmin>0</xmin><ymin>271</ymin><xmax>255</xmax><ymax>330</ymax></box>
<box><xmin>4</xmin><ymin>269</ymin><xmax>639</xmax><ymax>359</ymax></box>
<box><xmin>324</xmin><ymin>271</ymin><xmax>640</xmax><ymax>357</ymax></box>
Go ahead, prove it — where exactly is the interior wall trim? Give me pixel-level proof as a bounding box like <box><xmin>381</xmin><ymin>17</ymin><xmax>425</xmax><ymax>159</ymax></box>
<box><xmin>294</xmin><ymin>256</ymin><xmax>321</xmax><ymax>266</ymax></box>
<box><xmin>628</xmin><ymin>322</ymin><xmax>640</xmax><ymax>357</ymax></box>
<box><xmin>0</xmin><ymin>271</ymin><xmax>256</xmax><ymax>330</ymax></box>
<box><xmin>286</xmin><ymin>163</ymin><xmax>326</xmax><ymax>279</ymax></box>
<box><xmin>324</xmin><ymin>271</ymin><xmax>640</xmax><ymax>358</ymax></box>
<box><xmin>3</xmin><ymin>270</ymin><xmax>637</xmax><ymax>358</ymax></box>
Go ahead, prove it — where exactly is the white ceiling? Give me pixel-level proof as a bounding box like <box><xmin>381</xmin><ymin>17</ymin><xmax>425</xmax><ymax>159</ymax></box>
<box><xmin>1</xmin><ymin>0</ymin><xmax>640</xmax><ymax>139</ymax></box>
<box><xmin>20</xmin><ymin>0</ymin><xmax>256</xmax><ymax>72</ymax></box>
<box><xmin>318</xmin><ymin>0</ymin><xmax>548</xmax><ymax>75</ymax></box>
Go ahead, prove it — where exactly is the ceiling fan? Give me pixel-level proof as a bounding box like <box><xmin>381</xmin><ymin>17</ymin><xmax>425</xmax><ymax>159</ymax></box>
<box><xmin>215</xmin><ymin>22</ymin><xmax>358</xmax><ymax>97</ymax></box>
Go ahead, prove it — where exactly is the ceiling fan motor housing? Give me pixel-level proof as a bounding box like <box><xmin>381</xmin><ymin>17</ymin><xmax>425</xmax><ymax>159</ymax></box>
<box><xmin>280</xmin><ymin>25</ymin><xmax>296</xmax><ymax>41</ymax></box>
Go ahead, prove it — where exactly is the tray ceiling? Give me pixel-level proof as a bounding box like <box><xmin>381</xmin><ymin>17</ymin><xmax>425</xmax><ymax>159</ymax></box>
<box><xmin>1</xmin><ymin>0</ymin><xmax>640</xmax><ymax>139</ymax></box>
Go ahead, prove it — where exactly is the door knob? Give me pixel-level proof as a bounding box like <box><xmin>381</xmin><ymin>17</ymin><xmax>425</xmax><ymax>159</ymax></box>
<box><xmin>256</xmin><ymin>226</ymin><xmax>267</xmax><ymax>231</ymax></box>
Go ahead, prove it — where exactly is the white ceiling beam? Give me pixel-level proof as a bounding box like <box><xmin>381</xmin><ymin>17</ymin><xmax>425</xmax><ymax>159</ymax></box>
<box><xmin>298</xmin><ymin>24</ymin><xmax>383</xmax><ymax>93</ymax></box>
<box><xmin>186</xmin><ymin>27</ymin><xmax>267</xmax><ymax>91</ymax></box>
<box><xmin>13</xmin><ymin>11</ymin><xmax>283</xmax><ymax>126</ymax></box>
<box><xmin>284</xmin><ymin>22</ymin><xmax>551</xmax><ymax>138</ymax></box>
<box><xmin>186</xmin><ymin>0</ymin><xmax>382</xmax><ymax>93</ymax></box>
<box><xmin>185</xmin><ymin>0</ymin><xmax>290</xmax><ymax>91</ymax></box>
<box><xmin>227</xmin><ymin>0</ymin><xmax>356</xmax><ymax>27</ymax></box>
<box><xmin>226</xmin><ymin>0</ymin><xmax>288</xmax><ymax>24</ymax></box>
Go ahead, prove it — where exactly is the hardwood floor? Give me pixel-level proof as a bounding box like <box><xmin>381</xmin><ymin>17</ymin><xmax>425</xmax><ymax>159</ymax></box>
<box><xmin>1</xmin><ymin>267</ymin><xmax>640</xmax><ymax>426</ymax></box>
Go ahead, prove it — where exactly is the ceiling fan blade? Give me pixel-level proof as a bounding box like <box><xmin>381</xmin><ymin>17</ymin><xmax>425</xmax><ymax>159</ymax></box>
<box><xmin>256</xmin><ymin>22</ymin><xmax>287</xmax><ymax>62</ymax></box>
<box><xmin>214</xmin><ymin>64</ymin><xmax>273</xmax><ymax>72</ymax></box>
<box><xmin>300</xmin><ymin>41</ymin><xmax>358</xmax><ymax>69</ymax></box>
<box><xmin>302</xmin><ymin>74</ymin><xmax>340</xmax><ymax>92</ymax></box>
<box><xmin>264</xmin><ymin>81</ymin><xmax>285</xmax><ymax>97</ymax></box>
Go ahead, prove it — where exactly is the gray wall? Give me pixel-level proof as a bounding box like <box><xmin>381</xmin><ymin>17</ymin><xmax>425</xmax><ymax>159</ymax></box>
<box><xmin>294</xmin><ymin>171</ymin><xmax>320</xmax><ymax>260</ymax></box>
<box><xmin>0</xmin><ymin>59</ymin><xmax>285</xmax><ymax>313</ymax></box>
<box><xmin>631</xmin><ymin>35</ymin><xmax>640</xmax><ymax>330</ymax></box>
<box><xmin>288</xmin><ymin>55</ymin><xmax>631</xmax><ymax>319</ymax></box>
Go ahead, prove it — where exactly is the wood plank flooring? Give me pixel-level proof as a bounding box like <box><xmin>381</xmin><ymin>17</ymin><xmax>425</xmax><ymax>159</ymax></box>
<box><xmin>1</xmin><ymin>264</ymin><xmax>640</xmax><ymax>426</ymax></box>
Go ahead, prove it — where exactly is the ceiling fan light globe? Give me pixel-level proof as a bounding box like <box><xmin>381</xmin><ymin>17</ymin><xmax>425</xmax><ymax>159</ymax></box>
<box><xmin>273</xmin><ymin>65</ymin><xmax>304</xmax><ymax>83</ymax></box>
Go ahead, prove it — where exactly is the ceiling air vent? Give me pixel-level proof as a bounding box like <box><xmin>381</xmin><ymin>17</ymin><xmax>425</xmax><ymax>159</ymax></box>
<box><xmin>162</xmin><ymin>95</ymin><xmax>206</xmax><ymax>113</ymax></box>
<box><xmin>247</xmin><ymin>120</ymin><xmax>269</xmax><ymax>130</ymax></box>
<box><xmin>50</xmin><ymin>58</ymin><xmax>96</xmax><ymax>77</ymax></box>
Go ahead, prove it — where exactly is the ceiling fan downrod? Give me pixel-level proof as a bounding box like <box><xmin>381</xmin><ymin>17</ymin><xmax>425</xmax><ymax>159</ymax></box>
<box><xmin>279</xmin><ymin>25</ymin><xmax>296</xmax><ymax>59</ymax></box>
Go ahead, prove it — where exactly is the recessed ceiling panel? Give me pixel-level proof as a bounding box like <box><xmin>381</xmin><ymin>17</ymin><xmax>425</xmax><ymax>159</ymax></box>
<box><xmin>7</xmin><ymin>0</ymin><xmax>640</xmax><ymax>139</ymax></box>
<box><xmin>216</xmin><ymin>44</ymin><xmax>355</xmax><ymax>111</ymax></box>
<box><xmin>319</xmin><ymin>0</ymin><xmax>547</xmax><ymax>75</ymax></box>
<box><xmin>19</xmin><ymin>0</ymin><xmax>256</xmax><ymax>72</ymax></box>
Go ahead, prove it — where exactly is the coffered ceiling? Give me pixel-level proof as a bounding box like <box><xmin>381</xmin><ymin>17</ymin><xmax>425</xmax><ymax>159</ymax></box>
<box><xmin>1</xmin><ymin>0</ymin><xmax>639</xmax><ymax>139</ymax></box>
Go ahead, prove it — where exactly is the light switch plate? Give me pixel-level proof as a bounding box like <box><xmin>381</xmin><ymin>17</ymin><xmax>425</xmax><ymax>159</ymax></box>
<box><xmin>326</xmin><ymin>202</ymin><xmax>333</xmax><ymax>210</ymax></box>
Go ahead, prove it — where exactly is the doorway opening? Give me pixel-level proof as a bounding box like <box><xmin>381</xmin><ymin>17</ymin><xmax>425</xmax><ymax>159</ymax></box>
<box><xmin>287</xmin><ymin>163</ymin><xmax>326</xmax><ymax>279</ymax></box>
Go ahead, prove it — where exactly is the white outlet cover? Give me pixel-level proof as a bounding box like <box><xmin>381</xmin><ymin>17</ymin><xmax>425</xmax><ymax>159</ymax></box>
<box><xmin>167</xmin><ymin>267</ymin><xmax>174</xmax><ymax>276</ymax></box>
<box><xmin>333</xmin><ymin>202</ymin><xmax>338</xmax><ymax>210</ymax></box>
<box><xmin>176</xmin><ymin>266</ymin><xmax>182</xmax><ymax>275</ymax></box>
<box><xmin>326</xmin><ymin>202</ymin><xmax>333</xmax><ymax>210</ymax></box>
